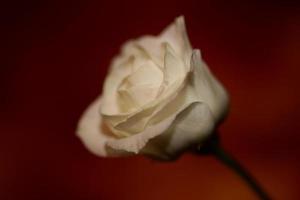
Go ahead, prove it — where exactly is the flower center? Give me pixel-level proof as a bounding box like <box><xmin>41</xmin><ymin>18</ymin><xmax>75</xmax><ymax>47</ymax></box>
<box><xmin>117</xmin><ymin>59</ymin><xmax>163</xmax><ymax>112</ymax></box>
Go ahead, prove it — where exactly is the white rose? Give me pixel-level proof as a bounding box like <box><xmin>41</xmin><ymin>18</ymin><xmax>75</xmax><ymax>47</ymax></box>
<box><xmin>77</xmin><ymin>16</ymin><xmax>229</xmax><ymax>160</ymax></box>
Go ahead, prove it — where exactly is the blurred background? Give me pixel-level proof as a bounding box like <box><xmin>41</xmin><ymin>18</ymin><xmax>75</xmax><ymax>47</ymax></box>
<box><xmin>1</xmin><ymin>0</ymin><xmax>300</xmax><ymax>199</ymax></box>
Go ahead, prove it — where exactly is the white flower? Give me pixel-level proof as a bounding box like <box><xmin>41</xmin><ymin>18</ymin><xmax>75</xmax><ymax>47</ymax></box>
<box><xmin>77</xmin><ymin>16</ymin><xmax>229</xmax><ymax>160</ymax></box>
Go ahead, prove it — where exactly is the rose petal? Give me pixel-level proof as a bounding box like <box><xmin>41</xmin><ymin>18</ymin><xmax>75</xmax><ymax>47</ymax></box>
<box><xmin>118</xmin><ymin>84</ymin><xmax>161</xmax><ymax>112</ymax></box>
<box><xmin>76</xmin><ymin>97</ymin><xmax>117</xmax><ymax>156</ymax></box>
<box><xmin>160</xmin><ymin>16</ymin><xmax>192</xmax><ymax>66</ymax></box>
<box><xmin>142</xmin><ymin>102</ymin><xmax>215</xmax><ymax>159</ymax></box>
<box><xmin>136</xmin><ymin>16</ymin><xmax>192</xmax><ymax>68</ymax></box>
<box><xmin>111</xmin><ymin>40</ymin><xmax>149</xmax><ymax>72</ymax></box>
<box><xmin>102</xmin><ymin>42</ymin><xmax>156</xmax><ymax>116</ymax></box>
<box><xmin>163</xmin><ymin>43</ymin><xmax>186</xmax><ymax>85</ymax></box>
<box><xmin>119</xmin><ymin>60</ymin><xmax>163</xmax><ymax>88</ymax></box>
<box><xmin>106</xmin><ymin>113</ymin><xmax>176</xmax><ymax>154</ymax></box>
<box><xmin>101</xmin><ymin>57</ymin><xmax>134</xmax><ymax>115</ymax></box>
<box><xmin>190</xmin><ymin>50</ymin><xmax>229</xmax><ymax>122</ymax></box>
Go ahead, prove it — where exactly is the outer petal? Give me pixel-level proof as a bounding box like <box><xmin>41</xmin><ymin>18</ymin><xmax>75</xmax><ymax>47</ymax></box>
<box><xmin>76</xmin><ymin>97</ymin><xmax>122</xmax><ymax>156</ymax></box>
<box><xmin>141</xmin><ymin>102</ymin><xmax>215</xmax><ymax>160</ymax></box>
<box><xmin>136</xmin><ymin>16</ymin><xmax>192</xmax><ymax>68</ymax></box>
<box><xmin>190</xmin><ymin>50</ymin><xmax>229</xmax><ymax>122</ymax></box>
<box><xmin>101</xmin><ymin>57</ymin><xmax>133</xmax><ymax>115</ymax></box>
<box><xmin>160</xmin><ymin>16</ymin><xmax>192</xmax><ymax>66</ymax></box>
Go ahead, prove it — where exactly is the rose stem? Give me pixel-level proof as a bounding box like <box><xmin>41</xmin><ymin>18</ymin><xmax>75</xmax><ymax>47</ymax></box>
<box><xmin>195</xmin><ymin>134</ymin><xmax>271</xmax><ymax>200</ymax></box>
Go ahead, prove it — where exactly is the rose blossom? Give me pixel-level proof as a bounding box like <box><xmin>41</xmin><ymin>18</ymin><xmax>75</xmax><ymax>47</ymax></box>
<box><xmin>77</xmin><ymin>16</ymin><xmax>229</xmax><ymax>160</ymax></box>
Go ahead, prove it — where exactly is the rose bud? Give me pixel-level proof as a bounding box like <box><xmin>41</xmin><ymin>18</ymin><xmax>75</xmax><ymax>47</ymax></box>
<box><xmin>77</xmin><ymin>16</ymin><xmax>229</xmax><ymax>160</ymax></box>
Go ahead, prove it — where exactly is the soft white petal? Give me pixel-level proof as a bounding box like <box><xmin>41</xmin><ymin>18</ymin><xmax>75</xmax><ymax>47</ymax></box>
<box><xmin>190</xmin><ymin>50</ymin><xmax>229</xmax><ymax>122</ymax></box>
<box><xmin>142</xmin><ymin>102</ymin><xmax>215</xmax><ymax>159</ymax></box>
<box><xmin>102</xmin><ymin>42</ymin><xmax>155</xmax><ymax>116</ymax></box>
<box><xmin>135</xmin><ymin>36</ymin><xmax>165</xmax><ymax>67</ymax></box>
<box><xmin>116</xmin><ymin>60</ymin><xmax>163</xmax><ymax>112</ymax></box>
<box><xmin>119</xmin><ymin>60</ymin><xmax>163</xmax><ymax>88</ymax></box>
<box><xmin>111</xmin><ymin>40</ymin><xmax>149</xmax><ymax>71</ymax></box>
<box><xmin>106</xmin><ymin>114</ymin><xmax>176</xmax><ymax>154</ymax></box>
<box><xmin>136</xmin><ymin>16</ymin><xmax>192</xmax><ymax>68</ymax></box>
<box><xmin>118</xmin><ymin>84</ymin><xmax>160</xmax><ymax>110</ymax></box>
<box><xmin>163</xmin><ymin>43</ymin><xmax>186</xmax><ymax>85</ymax></box>
<box><xmin>160</xmin><ymin>16</ymin><xmax>192</xmax><ymax>66</ymax></box>
<box><xmin>101</xmin><ymin>57</ymin><xmax>133</xmax><ymax>115</ymax></box>
<box><xmin>76</xmin><ymin>97</ymin><xmax>117</xmax><ymax>156</ymax></box>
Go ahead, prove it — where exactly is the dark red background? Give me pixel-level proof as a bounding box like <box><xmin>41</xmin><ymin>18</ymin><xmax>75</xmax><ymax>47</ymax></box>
<box><xmin>1</xmin><ymin>0</ymin><xmax>300</xmax><ymax>199</ymax></box>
